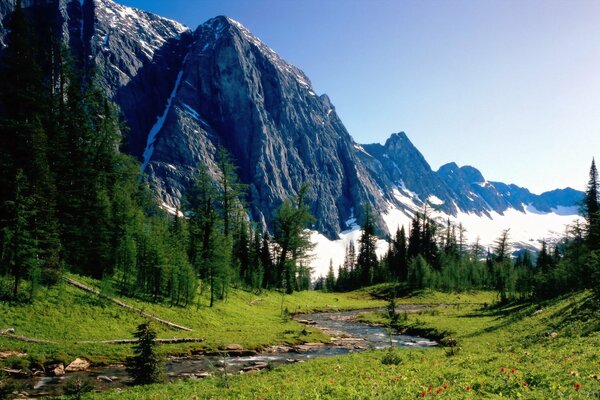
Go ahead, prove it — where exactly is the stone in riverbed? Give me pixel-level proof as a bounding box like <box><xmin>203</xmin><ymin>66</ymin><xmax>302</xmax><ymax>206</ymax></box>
<box><xmin>225</xmin><ymin>343</ymin><xmax>243</xmax><ymax>351</ymax></box>
<box><xmin>65</xmin><ymin>358</ymin><xmax>91</xmax><ymax>372</ymax></box>
<box><xmin>49</xmin><ymin>363</ymin><xmax>65</xmax><ymax>376</ymax></box>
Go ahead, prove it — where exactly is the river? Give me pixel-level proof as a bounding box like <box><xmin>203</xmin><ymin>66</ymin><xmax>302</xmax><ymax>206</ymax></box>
<box><xmin>22</xmin><ymin>307</ymin><xmax>436</xmax><ymax>397</ymax></box>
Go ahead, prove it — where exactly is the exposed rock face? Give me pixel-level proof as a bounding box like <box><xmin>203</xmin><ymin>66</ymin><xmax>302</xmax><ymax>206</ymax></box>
<box><xmin>361</xmin><ymin>133</ymin><xmax>583</xmax><ymax>218</ymax></box>
<box><xmin>143</xmin><ymin>16</ymin><xmax>387</xmax><ymax>236</ymax></box>
<box><xmin>1</xmin><ymin>0</ymin><xmax>583</xmax><ymax>239</ymax></box>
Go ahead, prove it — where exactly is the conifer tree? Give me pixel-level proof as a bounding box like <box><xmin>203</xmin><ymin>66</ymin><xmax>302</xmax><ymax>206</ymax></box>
<box><xmin>126</xmin><ymin>322</ymin><xmax>165</xmax><ymax>385</ymax></box>
<box><xmin>356</xmin><ymin>203</ymin><xmax>378</xmax><ymax>286</ymax></box>
<box><xmin>325</xmin><ymin>260</ymin><xmax>336</xmax><ymax>292</ymax></box>
<box><xmin>584</xmin><ymin>159</ymin><xmax>600</xmax><ymax>250</ymax></box>
<box><xmin>273</xmin><ymin>184</ymin><xmax>315</xmax><ymax>293</ymax></box>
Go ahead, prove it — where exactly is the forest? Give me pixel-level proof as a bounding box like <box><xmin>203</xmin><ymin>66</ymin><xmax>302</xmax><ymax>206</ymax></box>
<box><xmin>1</xmin><ymin>2</ymin><xmax>600</xmax><ymax>310</ymax></box>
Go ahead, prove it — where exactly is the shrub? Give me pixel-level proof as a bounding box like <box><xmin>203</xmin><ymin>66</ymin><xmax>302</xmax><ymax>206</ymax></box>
<box><xmin>381</xmin><ymin>348</ymin><xmax>403</xmax><ymax>365</ymax></box>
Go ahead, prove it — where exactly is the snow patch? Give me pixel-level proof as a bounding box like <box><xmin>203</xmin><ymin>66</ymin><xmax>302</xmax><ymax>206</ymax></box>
<box><xmin>141</xmin><ymin>69</ymin><xmax>184</xmax><ymax>172</ymax></box>
<box><xmin>353</xmin><ymin>144</ymin><xmax>373</xmax><ymax>158</ymax></box>
<box><xmin>182</xmin><ymin>103</ymin><xmax>201</xmax><ymax>120</ymax></box>
<box><xmin>310</xmin><ymin>229</ymin><xmax>389</xmax><ymax>279</ymax></box>
<box><xmin>427</xmin><ymin>195</ymin><xmax>444</xmax><ymax>206</ymax></box>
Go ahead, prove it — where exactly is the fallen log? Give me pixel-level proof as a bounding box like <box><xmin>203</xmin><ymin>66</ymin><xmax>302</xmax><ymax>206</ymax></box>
<box><xmin>63</xmin><ymin>277</ymin><xmax>192</xmax><ymax>332</ymax></box>
<box><xmin>0</xmin><ymin>333</ymin><xmax>54</xmax><ymax>343</ymax></box>
<box><xmin>1</xmin><ymin>367</ymin><xmax>31</xmax><ymax>377</ymax></box>
<box><xmin>76</xmin><ymin>338</ymin><xmax>205</xmax><ymax>345</ymax></box>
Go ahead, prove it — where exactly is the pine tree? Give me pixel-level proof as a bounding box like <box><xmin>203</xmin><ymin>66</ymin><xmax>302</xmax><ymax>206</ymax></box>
<box><xmin>1</xmin><ymin>171</ymin><xmax>38</xmax><ymax>297</ymax></box>
<box><xmin>356</xmin><ymin>203</ymin><xmax>378</xmax><ymax>286</ymax></box>
<box><xmin>584</xmin><ymin>159</ymin><xmax>600</xmax><ymax>250</ymax></box>
<box><xmin>325</xmin><ymin>260</ymin><xmax>336</xmax><ymax>292</ymax></box>
<box><xmin>273</xmin><ymin>184</ymin><xmax>315</xmax><ymax>293</ymax></box>
<box><xmin>126</xmin><ymin>322</ymin><xmax>165</xmax><ymax>385</ymax></box>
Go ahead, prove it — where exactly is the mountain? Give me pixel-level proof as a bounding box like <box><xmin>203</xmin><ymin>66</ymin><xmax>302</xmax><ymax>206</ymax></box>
<box><xmin>0</xmin><ymin>0</ymin><xmax>584</xmax><ymax>249</ymax></box>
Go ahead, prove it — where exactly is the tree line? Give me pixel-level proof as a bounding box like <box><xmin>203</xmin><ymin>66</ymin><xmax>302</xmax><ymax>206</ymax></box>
<box><xmin>317</xmin><ymin>162</ymin><xmax>600</xmax><ymax>302</ymax></box>
<box><xmin>0</xmin><ymin>2</ymin><xmax>315</xmax><ymax>305</ymax></box>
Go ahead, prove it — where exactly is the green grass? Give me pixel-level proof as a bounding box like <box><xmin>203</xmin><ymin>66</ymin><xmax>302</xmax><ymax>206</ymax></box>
<box><xmin>0</xmin><ymin>274</ymin><xmax>384</xmax><ymax>365</ymax></box>
<box><xmin>86</xmin><ymin>290</ymin><xmax>600</xmax><ymax>399</ymax></box>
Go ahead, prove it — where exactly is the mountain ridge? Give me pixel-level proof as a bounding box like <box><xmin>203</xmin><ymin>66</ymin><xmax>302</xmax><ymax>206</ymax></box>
<box><xmin>0</xmin><ymin>0</ymin><xmax>584</xmax><ymax>244</ymax></box>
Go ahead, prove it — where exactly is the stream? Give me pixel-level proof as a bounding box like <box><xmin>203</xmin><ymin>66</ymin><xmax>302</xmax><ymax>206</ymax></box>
<box><xmin>18</xmin><ymin>307</ymin><xmax>437</xmax><ymax>398</ymax></box>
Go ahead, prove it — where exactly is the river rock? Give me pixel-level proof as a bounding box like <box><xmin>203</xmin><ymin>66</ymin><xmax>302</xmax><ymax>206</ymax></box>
<box><xmin>96</xmin><ymin>375</ymin><xmax>113</xmax><ymax>383</ymax></box>
<box><xmin>49</xmin><ymin>363</ymin><xmax>65</xmax><ymax>376</ymax></box>
<box><xmin>195</xmin><ymin>371</ymin><xmax>211</xmax><ymax>378</ymax></box>
<box><xmin>0</xmin><ymin>350</ymin><xmax>26</xmax><ymax>359</ymax></box>
<box><xmin>65</xmin><ymin>358</ymin><xmax>91</xmax><ymax>372</ymax></box>
<box><xmin>294</xmin><ymin>342</ymin><xmax>326</xmax><ymax>352</ymax></box>
<box><xmin>225</xmin><ymin>343</ymin><xmax>243</xmax><ymax>351</ymax></box>
<box><xmin>264</xmin><ymin>345</ymin><xmax>293</xmax><ymax>353</ymax></box>
<box><xmin>296</xmin><ymin>319</ymin><xmax>317</xmax><ymax>325</ymax></box>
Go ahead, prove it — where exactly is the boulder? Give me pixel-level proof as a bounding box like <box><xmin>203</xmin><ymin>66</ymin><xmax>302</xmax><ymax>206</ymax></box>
<box><xmin>50</xmin><ymin>363</ymin><xmax>65</xmax><ymax>376</ymax></box>
<box><xmin>65</xmin><ymin>358</ymin><xmax>90</xmax><ymax>372</ymax></box>
<box><xmin>225</xmin><ymin>343</ymin><xmax>243</xmax><ymax>351</ymax></box>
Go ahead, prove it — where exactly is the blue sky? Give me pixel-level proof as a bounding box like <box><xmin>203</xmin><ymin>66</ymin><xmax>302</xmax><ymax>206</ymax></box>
<box><xmin>120</xmin><ymin>0</ymin><xmax>600</xmax><ymax>194</ymax></box>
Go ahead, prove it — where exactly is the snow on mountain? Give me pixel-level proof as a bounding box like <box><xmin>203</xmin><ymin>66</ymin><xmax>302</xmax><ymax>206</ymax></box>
<box><xmin>310</xmin><ymin>202</ymin><xmax>581</xmax><ymax>279</ymax></box>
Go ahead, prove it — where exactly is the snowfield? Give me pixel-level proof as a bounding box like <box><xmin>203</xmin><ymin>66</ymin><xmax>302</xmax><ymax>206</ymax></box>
<box><xmin>309</xmin><ymin>203</ymin><xmax>582</xmax><ymax>278</ymax></box>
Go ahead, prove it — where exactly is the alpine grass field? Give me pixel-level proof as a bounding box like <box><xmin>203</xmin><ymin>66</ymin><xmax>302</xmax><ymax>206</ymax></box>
<box><xmin>78</xmin><ymin>288</ymin><xmax>600</xmax><ymax>399</ymax></box>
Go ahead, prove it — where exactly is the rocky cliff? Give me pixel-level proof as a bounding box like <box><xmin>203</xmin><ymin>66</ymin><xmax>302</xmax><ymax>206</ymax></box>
<box><xmin>0</xmin><ymin>0</ymin><xmax>583</xmax><ymax>240</ymax></box>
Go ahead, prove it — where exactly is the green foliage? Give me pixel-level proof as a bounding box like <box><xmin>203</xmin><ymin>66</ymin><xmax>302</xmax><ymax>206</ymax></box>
<box><xmin>88</xmin><ymin>291</ymin><xmax>600</xmax><ymax>400</ymax></box>
<box><xmin>273</xmin><ymin>183</ymin><xmax>315</xmax><ymax>294</ymax></box>
<box><xmin>63</xmin><ymin>376</ymin><xmax>95</xmax><ymax>399</ymax></box>
<box><xmin>380</xmin><ymin>348</ymin><xmax>402</xmax><ymax>365</ymax></box>
<box><xmin>126</xmin><ymin>322</ymin><xmax>166</xmax><ymax>385</ymax></box>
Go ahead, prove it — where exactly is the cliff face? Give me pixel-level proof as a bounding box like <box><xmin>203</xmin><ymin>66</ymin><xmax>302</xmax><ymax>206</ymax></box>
<box><xmin>1</xmin><ymin>0</ymin><xmax>583</xmax><ymax>240</ymax></box>
<box><xmin>143</xmin><ymin>16</ymin><xmax>387</xmax><ymax>236</ymax></box>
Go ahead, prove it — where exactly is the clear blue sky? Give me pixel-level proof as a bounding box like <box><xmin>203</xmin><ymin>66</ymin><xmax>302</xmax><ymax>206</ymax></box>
<box><xmin>120</xmin><ymin>0</ymin><xmax>600</xmax><ymax>194</ymax></box>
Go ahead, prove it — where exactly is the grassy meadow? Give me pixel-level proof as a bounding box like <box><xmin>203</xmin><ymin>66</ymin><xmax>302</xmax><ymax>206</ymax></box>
<box><xmin>0</xmin><ymin>274</ymin><xmax>384</xmax><ymax>366</ymax></box>
<box><xmin>85</xmin><ymin>290</ymin><xmax>600</xmax><ymax>399</ymax></box>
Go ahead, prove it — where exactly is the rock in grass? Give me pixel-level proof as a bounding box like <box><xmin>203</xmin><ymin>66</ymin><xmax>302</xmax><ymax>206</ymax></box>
<box><xmin>49</xmin><ymin>363</ymin><xmax>65</xmax><ymax>376</ymax></box>
<box><xmin>65</xmin><ymin>358</ymin><xmax>91</xmax><ymax>372</ymax></box>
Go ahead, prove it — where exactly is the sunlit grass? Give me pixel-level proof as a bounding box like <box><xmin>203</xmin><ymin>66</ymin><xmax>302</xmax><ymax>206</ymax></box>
<box><xmin>87</xmin><ymin>291</ymin><xmax>600</xmax><ymax>399</ymax></box>
<box><xmin>0</xmin><ymin>274</ymin><xmax>384</xmax><ymax>364</ymax></box>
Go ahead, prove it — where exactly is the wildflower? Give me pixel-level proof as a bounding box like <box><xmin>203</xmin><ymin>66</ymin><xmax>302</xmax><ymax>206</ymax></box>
<box><xmin>574</xmin><ymin>382</ymin><xmax>582</xmax><ymax>391</ymax></box>
<box><xmin>419</xmin><ymin>390</ymin><xmax>427</xmax><ymax>397</ymax></box>
<box><xmin>442</xmin><ymin>383</ymin><xmax>449</xmax><ymax>389</ymax></box>
<box><xmin>510</xmin><ymin>368</ymin><xmax>516</xmax><ymax>374</ymax></box>
<box><xmin>437</xmin><ymin>387</ymin><xmax>444</xmax><ymax>394</ymax></box>
<box><xmin>465</xmin><ymin>385</ymin><xmax>472</xmax><ymax>391</ymax></box>
<box><xmin>569</xmin><ymin>370</ymin><xmax>579</xmax><ymax>376</ymax></box>
<box><xmin>522</xmin><ymin>382</ymin><xmax>528</xmax><ymax>388</ymax></box>
<box><xmin>500</xmin><ymin>367</ymin><xmax>506</xmax><ymax>372</ymax></box>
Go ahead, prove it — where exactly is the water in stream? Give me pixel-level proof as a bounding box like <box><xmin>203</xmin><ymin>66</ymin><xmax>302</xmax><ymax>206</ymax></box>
<box><xmin>21</xmin><ymin>309</ymin><xmax>437</xmax><ymax>397</ymax></box>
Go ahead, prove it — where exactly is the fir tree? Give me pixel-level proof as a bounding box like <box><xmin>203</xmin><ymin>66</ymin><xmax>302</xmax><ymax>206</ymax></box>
<box><xmin>126</xmin><ymin>322</ymin><xmax>165</xmax><ymax>385</ymax></box>
<box><xmin>356</xmin><ymin>203</ymin><xmax>378</xmax><ymax>286</ymax></box>
<box><xmin>584</xmin><ymin>159</ymin><xmax>600</xmax><ymax>250</ymax></box>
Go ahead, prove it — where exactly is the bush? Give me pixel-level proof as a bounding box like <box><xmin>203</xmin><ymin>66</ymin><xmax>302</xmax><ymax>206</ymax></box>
<box><xmin>381</xmin><ymin>348</ymin><xmax>403</xmax><ymax>365</ymax></box>
<box><xmin>63</xmin><ymin>376</ymin><xmax>94</xmax><ymax>399</ymax></box>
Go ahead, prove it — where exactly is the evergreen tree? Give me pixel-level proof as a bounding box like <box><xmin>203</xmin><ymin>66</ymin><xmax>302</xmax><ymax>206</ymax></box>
<box><xmin>0</xmin><ymin>1</ymin><xmax>61</xmax><ymax>285</ymax></box>
<box><xmin>273</xmin><ymin>184</ymin><xmax>315</xmax><ymax>293</ymax></box>
<box><xmin>325</xmin><ymin>260</ymin><xmax>336</xmax><ymax>292</ymax></box>
<box><xmin>356</xmin><ymin>203</ymin><xmax>378</xmax><ymax>286</ymax></box>
<box><xmin>1</xmin><ymin>171</ymin><xmax>38</xmax><ymax>297</ymax></box>
<box><xmin>126</xmin><ymin>322</ymin><xmax>166</xmax><ymax>385</ymax></box>
<box><xmin>536</xmin><ymin>240</ymin><xmax>553</xmax><ymax>274</ymax></box>
<box><xmin>584</xmin><ymin>159</ymin><xmax>600</xmax><ymax>250</ymax></box>
<box><xmin>388</xmin><ymin>226</ymin><xmax>407</xmax><ymax>280</ymax></box>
